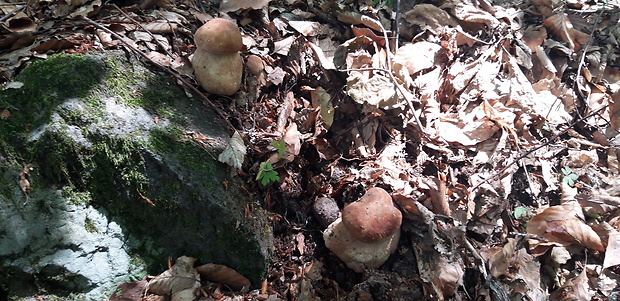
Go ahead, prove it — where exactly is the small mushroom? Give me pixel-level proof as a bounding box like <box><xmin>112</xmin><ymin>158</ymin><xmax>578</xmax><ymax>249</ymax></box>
<box><xmin>192</xmin><ymin>18</ymin><xmax>243</xmax><ymax>95</ymax></box>
<box><xmin>323</xmin><ymin>187</ymin><xmax>402</xmax><ymax>272</ymax></box>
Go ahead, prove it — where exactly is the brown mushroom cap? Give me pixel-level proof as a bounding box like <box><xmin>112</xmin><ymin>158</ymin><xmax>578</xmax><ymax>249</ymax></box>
<box><xmin>342</xmin><ymin>187</ymin><xmax>402</xmax><ymax>243</ymax></box>
<box><xmin>194</xmin><ymin>18</ymin><xmax>243</xmax><ymax>54</ymax></box>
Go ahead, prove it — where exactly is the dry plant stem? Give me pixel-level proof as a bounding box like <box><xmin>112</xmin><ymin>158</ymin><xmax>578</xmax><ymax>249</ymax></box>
<box><xmin>0</xmin><ymin>4</ymin><xmax>26</xmax><ymax>22</ymax></box>
<box><xmin>470</xmin><ymin>106</ymin><xmax>607</xmax><ymax>192</ymax></box>
<box><xmin>80</xmin><ymin>15</ymin><xmax>237</xmax><ymax>135</ymax></box>
<box><xmin>575</xmin><ymin>3</ymin><xmax>606</xmax><ymax>109</ymax></box>
<box><xmin>376</xmin><ymin>17</ymin><xmax>430</xmax><ymax>139</ymax></box>
<box><xmin>112</xmin><ymin>4</ymin><xmax>175</xmax><ymax>58</ymax></box>
<box><xmin>463</xmin><ymin>237</ymin><xmax>488</xmax><ymax>280</ymax></box>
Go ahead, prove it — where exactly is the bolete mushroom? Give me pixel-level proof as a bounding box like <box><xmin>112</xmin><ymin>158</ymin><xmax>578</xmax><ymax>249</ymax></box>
<box><xmin>192</xmin><ymin>18</ymin><xmax>243</xmax><ymax>95</ymax></box>
<box><xmin>323</xmin><ymin>187</ymin><xmax>402</xmax><ymax>272</ymax></box>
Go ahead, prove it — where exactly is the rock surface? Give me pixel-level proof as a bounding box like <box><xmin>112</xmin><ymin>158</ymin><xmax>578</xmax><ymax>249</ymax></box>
<box><xmin>0</xmin><ymin>52</ymin><xmax>272</xmax><ymax>300</ymax></box>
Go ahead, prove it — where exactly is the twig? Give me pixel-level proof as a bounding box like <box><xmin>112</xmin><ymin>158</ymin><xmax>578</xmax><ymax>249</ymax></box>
<box><xmin>80</xmin><ymin>15</ymin><xmax>237</xmax><ymax>135</ymax></box>
<box><xmin>112</xmin><ymin>4</ymin><xmax>176</xmax><ymax>58</ymax></box>
<box><xmin>470</xmin><ymin>106</ymin><xmax>607</xmax><ymax>192</ymax></box>
<box><xmin>0</xmin><ymin>4</ymin><xmax>26</xmax><ymax>22</ymax></box>
<box><xmin>574</xmin><ymin>3</ymin><xmax>607</xmax><ymax>112</ymax></box>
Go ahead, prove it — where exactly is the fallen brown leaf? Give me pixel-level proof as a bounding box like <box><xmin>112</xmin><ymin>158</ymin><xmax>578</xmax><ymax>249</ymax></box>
<box><xmin>526</xmin><ymin>201</ymin><xmax>605</xmax><ymax>253</ymax></box>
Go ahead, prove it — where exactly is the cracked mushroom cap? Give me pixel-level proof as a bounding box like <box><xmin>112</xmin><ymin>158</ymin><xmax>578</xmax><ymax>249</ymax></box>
<box><xmin>342</xmin><ymin>187</ymin><xmax>402</xmax><ymax>243</ymax></box>
<box><xmin>194</xmin><ymin>18</ymin><xmax>243</xmax><ymax>54</ymax></box>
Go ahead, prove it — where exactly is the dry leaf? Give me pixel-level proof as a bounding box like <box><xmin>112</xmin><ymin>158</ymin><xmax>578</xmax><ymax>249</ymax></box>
<box><xmin>218</xmin><ymin>131</ymin><xmax>246</xmax><ymax>170</ymax></box>
<box><xmin>109</xmin><ymin>279</ymin><xmax>148</xmax><ymax>301</ymax></box>
<box><xmin>602</xmin><ymin>223</ymin><xmax>620</xmax><ymax>269</ymax></box>
<box><xmin>7</xmin><ymin>12</ymin><xmax>36</xmax><ymax>32</ymax></box>
<box><xmin>310</xmin><ymin>87</ymin><xmax>334</xmax><ymax>128</ymax></box>
<box><xmin>288</xmin><ymin>21</ymin><xmax>322</xmax><ymax>36</ymax></box>
<box><xmin>489</xmin><ymin>238</ymin><xmax>517</xmax><ymax>278</ymax></box>
<box><xmin>526</xmin><ymin>201</ymin><xmax>605</xmax><ymax>252</ymax></box>
<box><xmin>196</xmin><ymin>263</ymin><xmax>251</xmax><ymax>291</ymax></box>
<box><xmin>273</xmin><ymin>36</ymin><xmax>296</xmax><ymax>56</ymax></box>
<box><xmin>403</xmin><ymin>4</ymin><xmax>458</xmax><ymax>34</ymax></box>
<box><xmin>543</xmin><ymin>13</ymin><xmax>590</xmax><ymax>51</ymax></box>
<box><xmin>394</xmin><ymin>42</ymin><xmax>442</xmax><ymax>75</ymax></box>
<box><xmin>549</xmin><ymin>270</ymin><xmax>594</xmax><ymax>301</ymax></box>
<box><xmin>147</xmin><ymin>256</ymin><xmax>200</xmax><ymax>297</ymax></box>
<box><xmin>218</xmin><ymin>0</ymin><xmax>271</xmax><ymax>13</ymax></box>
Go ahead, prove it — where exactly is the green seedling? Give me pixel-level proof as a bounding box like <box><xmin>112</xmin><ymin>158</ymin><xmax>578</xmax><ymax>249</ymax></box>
<box><xmin>273</xmin><ymin>140</ymin><xmax>286</xmax><ymax>159</ymax></box>
<box><xmin>513</xmin><ymin>206</ymin><xmax>531</xmax><ymax>219</ymax></box>
<box><xmin>561</xmin><ymin>166</ymin><xmax>578</xmax><ymax>187</ymax></box>
<box><xmin>257</xmin><ymin>161</ymin><xmax>279</xmax><ymax>186</ymax></box>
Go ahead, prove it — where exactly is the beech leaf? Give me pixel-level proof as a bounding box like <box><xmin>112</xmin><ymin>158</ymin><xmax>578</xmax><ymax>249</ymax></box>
<box><xmin>526</xmin><ymin>201</ymin><xmax>605</xmax><ymax>252</ymax></box>
<box><xmin>218</xmin><ymin>131</ymin><xmax>246</xmax><ymax>170</ymax></box>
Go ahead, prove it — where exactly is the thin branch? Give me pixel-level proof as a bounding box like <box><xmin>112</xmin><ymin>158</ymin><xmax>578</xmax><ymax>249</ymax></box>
<box><xmin>470</xmin><ymin>106</ymin><xmax>607</xmax><ymax>192</ymax></box>
<box><xmin>0</xmin><ymin>4</ymin><xmax>26</xmax><ymax>22</ymax></box>
<box><xmin>112</xmin><ymin>4</ymin><xmax>176</xmax><ymax>58</ymax></box>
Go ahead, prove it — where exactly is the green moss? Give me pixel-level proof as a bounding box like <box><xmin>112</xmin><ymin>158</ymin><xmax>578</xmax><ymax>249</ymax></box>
<box><xmin>84</xmin><ymin>217</ymin><xmax>99</xmax><ymax>233</ymax></box>
<box><xmin>0</xmin><ymin>54</ymin><xmax>106</xmax><ymax>144</ymax></box>
<box><xmin>0</xmin><ymin>51</ymin><xmax>271</xmax><ymax>289</ymax></box>
<box><xmin>63</xmin><ymin>187</ymin><xmax>92</xmax><ymax>206</ymax></box>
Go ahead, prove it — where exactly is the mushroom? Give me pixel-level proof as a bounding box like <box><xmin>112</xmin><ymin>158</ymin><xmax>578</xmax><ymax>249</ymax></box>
<box><xmin>323</xmin><ymin>187</ymin><xmax>402</xmax><ymax>272</ymax></box>
<box><xmin>192</xmin><ymin>18</ymin><xmax>243</xmax><ymax>95</ymax></box>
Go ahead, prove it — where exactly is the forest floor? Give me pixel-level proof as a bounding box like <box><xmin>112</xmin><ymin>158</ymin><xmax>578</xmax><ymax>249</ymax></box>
<box><xmin>2</xmin><ymin>0</ymin><xmax>620</xmax><ymax>300</ymax></box>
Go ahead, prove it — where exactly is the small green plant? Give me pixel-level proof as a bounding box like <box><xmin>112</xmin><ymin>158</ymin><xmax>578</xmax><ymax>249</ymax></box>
<box><xmin>561</xmin><ymin>166</ymin><xmax>578</xmax><ymax>187</ymax></box>
<box><xmin>273</xmin><ymin>140</ymin><xmax>286</xmax><ymax>159</ymax></box>
<box><xmin>513</xmin><ymin>206</ymin><xmax>531</xmax><ymax>219</ymax></box>
<box><xmin>257</xmin><ymin>161</ymin><xmax>279</xmax><ymax>186</ymax></box>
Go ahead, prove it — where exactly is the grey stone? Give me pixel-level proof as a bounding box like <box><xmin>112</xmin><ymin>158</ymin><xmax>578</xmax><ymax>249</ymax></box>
<box><xmin>0</xmin><ymin>51</ymin><xmax>272</xmax><ymax>300</ymax></box>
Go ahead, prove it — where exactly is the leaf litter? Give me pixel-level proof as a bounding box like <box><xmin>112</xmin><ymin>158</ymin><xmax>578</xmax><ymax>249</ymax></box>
<box><xmin>2</xmin><ymin>0</ymin><xmax>620</xmax><ymax>300</ymax></box>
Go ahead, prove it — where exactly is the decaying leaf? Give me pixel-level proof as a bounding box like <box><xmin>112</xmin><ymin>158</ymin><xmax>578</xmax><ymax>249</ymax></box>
<box><xmin>403</xmin><ymin>4</ymin><xmax>458</xmax><ymax>34</ymax></box>
<box><xmin>310</xmin><ymin>87</ymin><xmax>334</xmax><ymax>128</ymax></box>
<box><xmin>218</xmin><ymin>0</ymin><xmax>271</xmax><ymax>13</ymax></box>
<box><xmin>526</xmin><ymin>201</ymin><xmax>605</xmax><ymax>253</ymax></box>
<box><xmin>109</xmin><ymin>279</ymin><xmax>148</xmax><ymax>301</ymax></box>
<box><xmin>543</xmin><ymin>13</ymin><xmax>590</xmax><ymax>51</ymax></box>
<box><xmin>218</xmin><ymin>131</ymin><xmax>246</xmax><ymax>170</ymax></box>
<box><xmin>549</xmin><ymin>269</ymin><xmax>594</xmax><ymax>301</ymax></box>
<box><xmin>602</xmin><ymin>223</ymin><xmax>620</xmax><ymax>270</ymax></box>
<box><xmin>196</xmin><ymin>263</ymin><xmax>251</xmax><ymax>291</ymax></box>
<box><xmin>394</xmin><ymin>42</ymin><xmax>442</xmax><ymax>75</ymax></box>
<box><xmin>147</xmin><ymin>256</ymin><xmax>200</xmax><ymax>300</ymax></box>
<box><xmin>488</xmin><ymin>238</ymin><xmax>517</xmax><ymax>278</ymax></box>
<box><xmin>346</xmin><ymin>70</ymin><xmax>411</xmax><ymax>110</ymax></box>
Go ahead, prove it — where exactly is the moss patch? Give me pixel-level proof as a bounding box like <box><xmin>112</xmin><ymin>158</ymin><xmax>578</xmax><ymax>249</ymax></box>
<box><xmin>0</xmin><ymin>54</ymin><xmax>106</xmax><ymax>144</ymax></box>
<box><xmin>0</xmin><ymin>51</ymin><xmax>271</xmax><ymax>294</ymax></box>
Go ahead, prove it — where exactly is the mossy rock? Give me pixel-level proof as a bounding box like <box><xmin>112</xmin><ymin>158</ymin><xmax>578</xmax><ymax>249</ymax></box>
<box><xmin>0</xmin><ymin>52</ymin><xmax>272</xmax><ymax>299</ymax></box>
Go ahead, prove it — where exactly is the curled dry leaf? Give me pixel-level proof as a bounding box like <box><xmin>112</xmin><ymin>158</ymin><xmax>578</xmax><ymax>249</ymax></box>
<box><xmin>147</xmin><ymin>256</ymin><xmax>200</xmax><ymax>299</ymax></box>
<box><xmin>196</xmin><ymin>263</ymin><xmax>251</xmax><ymax>291</ymax></box>
<box><xmin>218</xmin><ymin>131</ymin><xmax>246</xmax><ymax>170</ymax></box>
<box><xmin>526</xmin><ymin>201</ymin><xmax>605</xmax><ymax>253</ymax></box>
<box><xmin>488</xmin><ymin>238</ymin><xmax>517</xmax><ymax>278</ymax></box>
<box><xmin>394</xmin><ymin>42</ymin><xmax>442</xmax><ymax>75</ymax></box>
<box><xmin>218</xmin><ymin>0</ymin><xmax>271</xmax><ymax>13</ymax></box>
<box><xmin>403</xmin><ymin>4</ymin><xmax>458</xmax><ymax>34</ymax></box>
<box><xmin>109</xmin><ymin>279</ymin><xmax>148</xmax><ymax>301</ymax></box>
<box><xmin>543</xmin><ymin>13</ymin><xmax>590</xmax><ymax>52</ymax></box>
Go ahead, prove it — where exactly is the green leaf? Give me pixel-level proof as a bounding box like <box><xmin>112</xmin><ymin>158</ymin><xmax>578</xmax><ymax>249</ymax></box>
<box><xmin>563</xmin><ymin>175</ymin><xmax>575</xmax><ymax>186</ymax></box>
<box><xmin>561</xmin><ymin>166</ymin><xmax>572</xmax><ymax>175</ymax></box>
<box><xmin>260</xmin><ymin>170</ymin><xmax>280</xmax><ymax>186</ymax></box>
<box><xmin>273</xmin><ymin>140</ymin><xmax>286</xmax><ymax>159</ymax></box>
<box><xmin>514</xmin><ymin>207</ymin><xmax>530</xmax><ymax>219</ymax></box>
<box><xmin>257</xmin><ymin>161</ymin><xmax>279</xmax><ymax>185</ymax></box>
